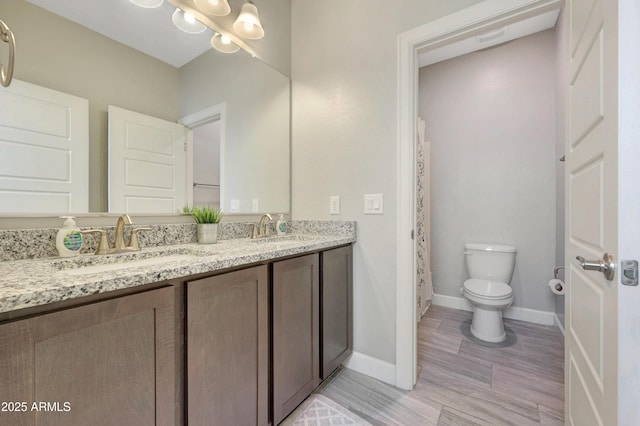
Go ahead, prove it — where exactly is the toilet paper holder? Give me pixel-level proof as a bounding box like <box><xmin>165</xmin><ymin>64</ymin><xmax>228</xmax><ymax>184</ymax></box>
<box><xmin>549</xmin><ymin>266</ymin><xmax>566</xmax><ymax>295</ymax></box>
<box><xmin>553</xmin><ymin>266</ymin><xmax>564</xmax><ymax>279</ymax></box>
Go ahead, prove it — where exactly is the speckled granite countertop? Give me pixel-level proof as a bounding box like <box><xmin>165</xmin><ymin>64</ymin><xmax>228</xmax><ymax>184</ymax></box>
<box><xmin>0</xmin><ymin>232</ymin><xmax>355</xmax><ymax>314</ymax></box>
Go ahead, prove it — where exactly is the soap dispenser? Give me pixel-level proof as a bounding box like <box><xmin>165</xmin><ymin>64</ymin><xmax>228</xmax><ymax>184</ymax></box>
<box><xmin>276</xmin><ymin>214</ymin><xmax>287</xmax><ymax>236</ymax></box>
<box><xmin>56</xmin><ymin>216</ymin><xmax>83</xmax><ymax>257</ymax></box>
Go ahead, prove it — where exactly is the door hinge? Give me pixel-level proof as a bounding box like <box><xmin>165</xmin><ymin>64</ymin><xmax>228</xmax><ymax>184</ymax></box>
<box><xmin>411</xmin><ymin>230</ymin><xmax>415</xmax><ymax>240</ymax></box>
<box><xmin>184</xmin><ymin>142</ymin><xmax>187</xmax><ymax>152</ymax></box>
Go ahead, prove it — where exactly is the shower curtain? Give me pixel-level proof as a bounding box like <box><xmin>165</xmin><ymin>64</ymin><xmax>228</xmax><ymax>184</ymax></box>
<box><xmin>416</xmin><ymin>116</ymin><xmax>433</xmax><ymax>321</ymax></box>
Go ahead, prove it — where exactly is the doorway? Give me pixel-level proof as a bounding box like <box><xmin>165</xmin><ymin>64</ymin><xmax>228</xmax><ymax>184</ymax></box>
<box><xmin>192</xmin><ymin>119</ymin><xmax>221</xmax><ymax>208</ymax></box>
<box><xmin>395</xmin><ymin>0</ymin><xmax>564</xmax><ymax>390</ymax></box>
<box><xmin>180</xmin><ymin>103</ymin><xmax>226</xmax><ymax>210</ymax></box>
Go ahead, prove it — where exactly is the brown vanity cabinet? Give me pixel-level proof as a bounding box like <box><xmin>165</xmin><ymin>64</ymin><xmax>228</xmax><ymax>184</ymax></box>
<box><xmin>187</xmin><ymin>247</ymin><xmax>352</xmax><ymax>425</ymax></box>
<box><xmin>0</xmin><ymin>244</ymin><xmax>353</xmax><ymax>426</ymax></box>
<box><xmin>320</xmin><ymin>245</ymin><xmax>353</xmax><ymax>379</ymax></box>
<box><xmin>272</xmin><ymin>253</ymin><xmax>321</xmax><ymax>425</ymax></box>
<box><xmin>186</xmin><ymin>265</ymin><xmax>269</xmax><ymax>426</ymax></box>
<box><xmin>0</xmin><ymin>286</ymin><xmax>175</xmax><ymax>426</ymax></box>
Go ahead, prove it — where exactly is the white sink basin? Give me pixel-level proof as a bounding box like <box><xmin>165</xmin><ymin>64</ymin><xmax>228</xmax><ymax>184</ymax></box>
<box><xmin>60</xmin><ymin>254</ymin><xmax>194</xmax><ymax>276</ymax></box>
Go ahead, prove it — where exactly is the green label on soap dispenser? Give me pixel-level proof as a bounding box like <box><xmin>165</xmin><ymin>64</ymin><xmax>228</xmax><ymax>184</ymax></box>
<box><xmin>63</xmin><ymin>231</ymin><xmax>83</xmax><ymax>251</ymax></box>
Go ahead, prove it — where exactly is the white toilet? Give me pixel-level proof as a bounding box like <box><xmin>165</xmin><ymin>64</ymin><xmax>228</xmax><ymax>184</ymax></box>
<box><xmin>461</xmin><ymin>243</ymin><xmax>517</xmax><ymax>343</ymax></box>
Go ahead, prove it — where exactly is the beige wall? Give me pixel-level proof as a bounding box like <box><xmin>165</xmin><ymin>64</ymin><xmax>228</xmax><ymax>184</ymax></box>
<box><xmin>291</xmin><ymin>0</ymin><xmax>484</xmax><ymax>365</ymax></box>
<box><xmin>420</xmin><ymin>30</ymin><xmax>558</xmax><ymax>314</ymax></box>
<box><xmin>0</xmin><ymin>0</ymin><xmax>180</xmax><ymax>212</ymax></box>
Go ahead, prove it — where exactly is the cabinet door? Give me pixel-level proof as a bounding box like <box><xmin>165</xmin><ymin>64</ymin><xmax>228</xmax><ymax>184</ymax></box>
<box><xmin>186</xmin><ymin>265</ymin><xmax>269</xmax><ymax>426</ymax></box>
<box><xmin>0</xmin><ymin>286</ymin><xmax>175</xmax><ymax>426</ymax></box>
<box><xmin>321</xmin><ymin>245</ymin><xmax>353</xmax><ymax>379</ymax></box>
<box><xmin>273</xmin><ymin>254</ymin><xmax>320</xmax><ymax>425</ymax></box>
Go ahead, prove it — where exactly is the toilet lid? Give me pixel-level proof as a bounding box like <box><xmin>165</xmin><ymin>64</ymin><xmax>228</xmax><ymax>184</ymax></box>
<box><xmin>463</xmin><ymin>279</ymin><xmax>512</xmax><ymax>298</ymax></box>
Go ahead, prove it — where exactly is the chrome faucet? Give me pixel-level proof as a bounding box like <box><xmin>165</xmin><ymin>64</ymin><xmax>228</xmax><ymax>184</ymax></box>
<box><xmin>255</xmin><ymin>213</ymin><xmax>273</xmax><ymax>238</ymax></box>
<box><xmin>81</xmin><ymin>214</ymin><xmax>151</xmax><ymax>255</ymax></box>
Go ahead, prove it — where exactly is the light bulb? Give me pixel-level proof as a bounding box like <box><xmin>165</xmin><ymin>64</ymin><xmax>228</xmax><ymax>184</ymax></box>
<box><xmin>172</xmin><ymin>9</ymin><xmax>206</xmax><ymax>34</ymax></box>
<box><xmin>211</xmin><ymin>33</ymin><xmax>240</xmax><ymax>53</ymax></box>
<box><xmin>195</xmin><ymin>0</ymin><xmax>230</xmax><ymax>16</ymax></box>
<box><xmin>243</xmin><ymin>21</ymin><xmax>254</xmax><ymax>31</ymax></box>
<box><xmin>184</xmin><ymin>12</ymin><xmax>196</xmax><ymax>24</ymax></box>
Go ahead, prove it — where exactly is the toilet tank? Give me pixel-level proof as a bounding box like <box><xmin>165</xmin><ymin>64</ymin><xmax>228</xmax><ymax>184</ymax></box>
<box><xmin>464</xmin><ymin>243</ymin><xmax>517</xmax><ymax>283</ymax></box>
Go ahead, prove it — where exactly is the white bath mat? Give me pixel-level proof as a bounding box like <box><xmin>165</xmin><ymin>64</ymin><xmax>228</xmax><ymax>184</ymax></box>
<box><xmin>281</xmin><ymin>394</ymin><xmax>372</xmax><ymax>425</ymax></box>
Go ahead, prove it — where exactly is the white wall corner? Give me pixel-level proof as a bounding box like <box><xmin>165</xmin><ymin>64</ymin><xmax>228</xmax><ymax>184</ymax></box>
<box><xmin>342</xmin><ymin>351</ymin><xmax>396</xmax><ymax>387</ymax></box>
<box><xmin>432</xmin><ymin>294</ymin><xmax>556</xmax><ymax>326</ymax></box>
<box><xmin>554</xmin><ymin>313</ymin><xmax>565</xmax><ymax>337</ymax></box>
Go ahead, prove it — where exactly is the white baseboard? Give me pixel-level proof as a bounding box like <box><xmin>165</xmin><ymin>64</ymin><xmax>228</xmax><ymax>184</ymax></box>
<box><xmin>342</xmin><ymin>351</ymin><xmax>396</xmax><ymax>386</ymax></box>
<box><xmin>432</xmin><ymin>294</ymin><xmax>555</xmax><ymax>326</ymax></box>
<box><xmin>432</xmin><ymin>293</ymin><xmax>473</xmax><ymax>311</ymax></box>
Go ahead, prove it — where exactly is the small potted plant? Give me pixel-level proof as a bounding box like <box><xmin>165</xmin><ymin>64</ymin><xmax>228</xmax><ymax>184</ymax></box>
<box><xmin>183</xmin><ymin>205</ymin><xmax>224</xmax><ymax>244</ymax></box>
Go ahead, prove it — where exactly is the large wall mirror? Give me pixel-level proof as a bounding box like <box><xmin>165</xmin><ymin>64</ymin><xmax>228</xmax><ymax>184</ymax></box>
<box><xmin>0</xmin><ymin>0</ymin><xmax>290</xmax><ymax>215</ymax></box>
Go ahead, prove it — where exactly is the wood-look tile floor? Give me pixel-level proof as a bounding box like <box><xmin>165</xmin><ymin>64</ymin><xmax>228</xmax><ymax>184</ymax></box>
<box><xmin>315</xmin><ymin>305</ymin><xmax>565</xmax><ymax>425</ymax></box>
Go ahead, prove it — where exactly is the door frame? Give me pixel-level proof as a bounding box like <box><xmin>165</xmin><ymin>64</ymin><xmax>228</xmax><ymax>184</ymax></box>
<box><xmin>180</xmin><ymin>103</ymin><xmax>226</xmax><ymax>210</ymax></box>
<box><xmin>614</xmin><ymin>0</ymin><xmax>640</xmax><ymax>422</ymax></box>
<box><xmin>395</xmin><ymin>0</ymin><xmax>564</xmax><ymax>390</ymax></box>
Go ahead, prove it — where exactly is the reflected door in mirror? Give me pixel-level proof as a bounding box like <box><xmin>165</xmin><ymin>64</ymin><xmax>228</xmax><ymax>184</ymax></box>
<box><xmin>0</xmin><ymin>79</ymin><xmax>89</xmax><ymax>213</ymax></box>
<box><xmin>108</xmin><ymin>105</ymin><xmax>187</xmax><ymax>214</ymax></box>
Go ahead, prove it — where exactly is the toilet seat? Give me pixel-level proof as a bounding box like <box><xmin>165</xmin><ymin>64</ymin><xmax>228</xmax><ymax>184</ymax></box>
<box><xmin>463</xmin><ymin>279</ymin><xmax>512</xmax><ymax>299</ymax></box>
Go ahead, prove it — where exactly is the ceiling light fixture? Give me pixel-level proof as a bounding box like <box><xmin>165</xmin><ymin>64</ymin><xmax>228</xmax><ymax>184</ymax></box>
<box><xmin>172</xmin><ymin>9</ymin><xmax>207</xmax><ymax>34</ymax></box>
<box><xmin>232</xmin><ymin>1</ymin><xmax>264</xmax><ymax>40</ymax></box>
<box><xmin>194</xmin><ymin>0</ymin><xmax>231</xmax><ymax>17</ymax></box>
<box><xmin>129</xmin><ymin>0</ymin><xmax>164</xmax><ymax>8</ymax></box>
<box><xmin>211</xmin><ymin>33</ymin><xmax>240</xmax><ymax>53</ymax></box>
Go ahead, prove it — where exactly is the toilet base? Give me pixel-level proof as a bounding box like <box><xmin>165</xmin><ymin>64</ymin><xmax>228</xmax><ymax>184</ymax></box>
<box><xmin>470</xmin><ymin>306</ymin><xmax>506</xmax><ymax>343</ymax></box>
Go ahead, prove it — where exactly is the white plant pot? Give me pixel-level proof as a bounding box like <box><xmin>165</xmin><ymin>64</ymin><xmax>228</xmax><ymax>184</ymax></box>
<box><xmin>197</xmin><ymin>223</ymin><xmax>218</xmax><ymax>244</ymax></box>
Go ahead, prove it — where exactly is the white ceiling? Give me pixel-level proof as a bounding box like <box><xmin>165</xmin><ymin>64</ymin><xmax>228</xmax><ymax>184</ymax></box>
<box><xmin>26</xmin><ymin>0</ymin><xmax>214</xmax><ymax>68</ymax></box>
<box><xmin>418</xmin><ymin>9</ymin><xmax>560</xmax><ymax>68</ymax></box>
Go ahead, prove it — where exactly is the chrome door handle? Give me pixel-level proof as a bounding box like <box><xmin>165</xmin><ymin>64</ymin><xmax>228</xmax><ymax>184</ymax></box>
<box><xmin>576</xmin><ymin>253</ymin><xmax>615</xmax><ymax>281</ymax></box>
<box><xmin>0</xmin><ymin>20</ymin><xmax>15</xmax><ymax>87</ymax></box>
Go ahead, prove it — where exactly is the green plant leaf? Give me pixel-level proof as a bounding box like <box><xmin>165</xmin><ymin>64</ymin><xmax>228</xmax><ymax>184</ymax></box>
<box><xmin>183</xmin><ymin>205</ymin><xmax>224</xmax><ymax>224</ymax></box>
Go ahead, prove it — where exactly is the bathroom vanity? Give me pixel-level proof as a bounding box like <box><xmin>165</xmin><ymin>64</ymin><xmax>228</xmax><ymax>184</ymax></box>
<box><xmin>0</xmin><ymin>225</ymin><xmax>354</xmax><ymax>425</ymax></box>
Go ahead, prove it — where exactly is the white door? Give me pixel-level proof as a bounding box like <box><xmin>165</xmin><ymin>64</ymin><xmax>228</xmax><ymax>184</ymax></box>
<box><xmin>108</xmin><ymin>105</ymin><xmax>187</xmax><ymax>214</ymax></box>
<box><xmin>565</xmin><ymin>0</ymin><xmax>618</xmax><ymax>424</ymax></box>
<box><xmin>0</xmin><ymin>79</ymin><xmax>88</xmax><ymax>213</ymax></box>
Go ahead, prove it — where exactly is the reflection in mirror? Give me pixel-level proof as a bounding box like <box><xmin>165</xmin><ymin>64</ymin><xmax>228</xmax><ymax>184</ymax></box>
<box><xmin>192</xmin><ymin>120</ymin><xmax>221</xmax><ymax>207</ymax></box>
<box><xmin>0</xmin><ymin>0</ymin><xmax>290</xmax><ymax>215</ymax></box>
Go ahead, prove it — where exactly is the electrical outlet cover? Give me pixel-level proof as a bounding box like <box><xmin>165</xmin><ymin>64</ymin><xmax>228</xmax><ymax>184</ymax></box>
<box><xmin>330</xmin><ymin>196</ymin><xmax>340</xmax><ymax>215</ymax></box>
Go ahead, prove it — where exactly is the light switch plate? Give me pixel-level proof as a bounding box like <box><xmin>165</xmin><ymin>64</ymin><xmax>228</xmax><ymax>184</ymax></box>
<box><xmin>364</xmin><ymin>194</ymin><xmax>383</xmax><ymax>214</ymax></box>
<box><xmin>329</xmin><ymin>196</ymin><xmax>340</xmax><ymax>215</ymax></box>
<box><xmin>230</xmin><ymin>199</ymin><xmax>240</xmax><ymax>212</ymax></box>
<box><xmin>252</xmin><ymin>198</ymin><xmax>259</xmax><ymax>212</ymax></box>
